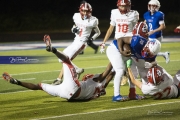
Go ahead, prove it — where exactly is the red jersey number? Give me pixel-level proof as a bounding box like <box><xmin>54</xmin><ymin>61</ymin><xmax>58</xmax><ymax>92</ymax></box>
<box><xmin>153</xmin><ymin>87</ymin><xmax>171</xmax><ymax>99</ymax></box>
<box><xmin>118</xmin><ymin>24</ymin><xmax>128</xmax><ymax>33</ymax></box>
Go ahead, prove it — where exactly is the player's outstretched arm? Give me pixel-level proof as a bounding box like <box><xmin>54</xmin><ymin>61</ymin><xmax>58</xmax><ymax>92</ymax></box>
<box><xmin>97</xmin><ymin>62</ymin><xmax>113</xmax><ymax>83</ymax></box>
<box><xmin>2</xmin><ymin>72</ymin><xmax>42</xmax><ymax>90</ymax></box>
<box><xmin>126</xmin><ymin>59</ymin><xmax>142</xmax><ymax>89</ymax></box>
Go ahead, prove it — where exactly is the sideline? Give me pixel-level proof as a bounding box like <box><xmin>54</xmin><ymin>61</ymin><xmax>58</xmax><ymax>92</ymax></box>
<box><xmin>0</xmin><ymin>38</ymin><xmax>180</xmax><ymax>51</ymax></box>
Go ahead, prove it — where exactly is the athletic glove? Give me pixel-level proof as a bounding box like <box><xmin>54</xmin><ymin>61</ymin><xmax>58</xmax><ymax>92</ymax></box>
<box><xmin>100</xmin><ymin>43</ymin><xmax>105</xmax><ymax>53</ymax></box>
<box><xmin>87</xmin><ymin>38</ymin><xmax>93</xmax><ymax>45</ymax></box>
<box><xmin>71</xmin><ymin>25</ymin><xmax>80</xmax><ymax>34</ymax></box>
<box><xmin>144</xmin><ymin>62</ymin><xmax>153</xmax><ymax>68</ymax></box>
<box><xmin>126</xmin><ymin>59</ymin><xmax>132</xmax><ymax>68</ymax></box>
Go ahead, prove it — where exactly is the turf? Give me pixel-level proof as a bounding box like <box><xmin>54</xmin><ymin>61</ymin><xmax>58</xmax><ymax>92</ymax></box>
<box><xmin>0</xmin><ymin>42</ymin><xmax>180</xmax><ymax>120</ymax></box>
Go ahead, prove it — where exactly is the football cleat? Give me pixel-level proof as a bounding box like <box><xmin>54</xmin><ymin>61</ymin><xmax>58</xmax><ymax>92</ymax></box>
<box><xmin>2</xmin><ymin>72</ymin><xmax>19</xmax><ymax>84</ymax></box>
<box><xmin>164</xmin><ymin>52</ymin><xmax>170</xmax><ymax>64</ymax></box>
<box><xmin>100</xmin><ymin>89</ymin><xmax>106</xmax><ymax>96</ymax></box>
<box><xmin>94</xmin><ymin>47</ymin><xmax>99</xmax><ymax>54</ymax></box>
<box><xmin>43</xmin><ymin>34</ymin><xmax>52</xmax><ymax>52</ymax></box>
<box><xmin>112</xmin><ymin>95</ymin><xmax>128</xmax><ymax>102</ymax></box>
<box><xmin>129</xmin><ymin>94</ymin><xmax>145</xmax><ymax>100</ymax></box>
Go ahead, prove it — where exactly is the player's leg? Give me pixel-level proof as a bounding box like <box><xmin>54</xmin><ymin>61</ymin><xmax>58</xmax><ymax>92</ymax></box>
<box><xmin>53</xmin><ymin>41</ymin><xmax>85</xmax><ymax>84</ymax></box>
<box><xmin>157</xmin><ymin>52</ymin><xmax>170</xmax><ymax>63</ymax></box>
<box><xmin>87</xmin><ymin>40</ymin><xmax>99</xmax><ymax>54</ymax></box>
<box><xmin>106</xmin><ymin>43</ymin><xmax>128</xmax><ymax>101</ymax></box>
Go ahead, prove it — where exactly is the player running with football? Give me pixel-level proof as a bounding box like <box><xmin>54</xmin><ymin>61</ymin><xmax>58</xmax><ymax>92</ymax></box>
<box><xmin>53</xmin><ymin>1</ymin><xmax>101</xmax><ymax>85</ymax></box>
<box><xmin>2</xmin><ymin>35</ymin><xmax>113</xmax><ymax>102</ymax></box>
<box><xmin>144</xmin><ymin>0</ymin><xmax>170</xmax><ymax>64</ymax></box>
<box><xmin>127</xmin><ymin>59</ymin><xmax>180</xmax><ymax>99</ymax></box>
<box><xmin>99</xmin><ymin>0</ymin><xmax>140</xmax><ymax>102</ymax></box>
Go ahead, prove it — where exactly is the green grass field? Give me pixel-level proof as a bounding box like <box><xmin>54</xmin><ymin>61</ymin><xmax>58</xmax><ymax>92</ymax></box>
<box><xmin>0</xmin><ymin>42</ymin><xmax>180</xmax><ymax>120</ymax></box>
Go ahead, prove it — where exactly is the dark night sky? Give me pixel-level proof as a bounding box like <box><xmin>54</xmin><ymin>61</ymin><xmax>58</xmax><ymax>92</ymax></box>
<box><xmin>0</xmin><ymin>0</ymin><xmax>180</xmax><ymax>35</ymax></box>
<box><xmin>0</xmin><ymin>0</ymin><xmax>180</xmax><ymax>19</ymax></box>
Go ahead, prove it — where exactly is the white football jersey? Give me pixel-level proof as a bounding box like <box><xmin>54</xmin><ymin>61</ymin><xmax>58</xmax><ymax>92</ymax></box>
<box><xmin>75</xmin><ymin>74</ymin><xmax>105</xmax><ymax>100</ymax></box>
<box><xmin>141</xmin><ymin>68</ymin><xmax>179</xmax><ymax>99</ymax></box>
<box><xmin>110</xmin><ymin>9</ymin><xmax>139</xmax><ymax>39</ymax></box>
<box><xmin>73</xmin><ymin>13</ymin><xmax>99</xmax><ymax>41</ymax></box>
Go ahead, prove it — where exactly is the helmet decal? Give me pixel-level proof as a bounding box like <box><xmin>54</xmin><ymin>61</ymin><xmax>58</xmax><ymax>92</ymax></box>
<box><xmin>133</xmin><ymin>22</ymin><xmax>148</xmax><ymax>38</ymax></box>
<box><xmin>147</xmin><ymin>66</ymin><xmax>163</xmax><ymax>85</ymax></box>
<box><xmin>79</xmin><ymin>1</ymin><xmax>92</xmax><ymax>19</ymax></box>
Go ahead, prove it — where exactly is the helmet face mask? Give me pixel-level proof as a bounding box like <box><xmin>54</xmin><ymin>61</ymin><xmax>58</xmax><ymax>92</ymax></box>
<box><xmin>141</xmin><ymin>46</ymin><xmax>155</xmax><ymax>58</ymax></box>
<box><xmin>117</xmin><ymin>0</ymin><xmax>131</xmax><ymax>14</ymax></box>
<box><xmin>147</xmin><ymin>66</ymin><xmax>163</xmax><ymax>85</ymax></box>
<box><xmin>79</xmin><ymin>2</ymin><xmax>92</xmax><ymax>19</ymax></box>
<box><xmin>141</xmin><ymin>40</ymin><xmax>161</xmax><ymax>58</ymax></box>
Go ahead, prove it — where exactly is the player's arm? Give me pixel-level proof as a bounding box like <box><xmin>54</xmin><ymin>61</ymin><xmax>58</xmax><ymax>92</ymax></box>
<box><xmin>103</xmin><ymin>25</ymin><xmax>114</xmax><ymax>43</ymax></box>
<box><xmin>148</xmin><ymin>23</ymin><xmax>165</xmax><ymax>36</ymax></box>
<box><xmin>97</xmin><ymin>62</ymin><xmax>113</xmax><ymax>82</ymax></box>
<box><xmin>126</xmin><ymin>59</ymin><xmax>142</xmax><ymax>89</ymax></box>
<box><xmin>91</xmin><ymin>26</ymin><xmax>101</xmax><ymax>40</ymax></box>
<box><xmin>99</xmin><ymin>25</ymin><xmax>114</xmax><ymax>53</ymax></box>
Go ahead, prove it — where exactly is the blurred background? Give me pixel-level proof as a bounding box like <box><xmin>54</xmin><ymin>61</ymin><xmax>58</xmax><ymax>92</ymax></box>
<box><xmin>0</xmin><ymin>0</ymin><xmax>180</xmax><ymax>42</ymax></box>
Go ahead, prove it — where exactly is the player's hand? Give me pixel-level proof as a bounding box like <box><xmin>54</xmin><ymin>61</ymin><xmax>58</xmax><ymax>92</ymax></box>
<box><xmin>121</xmin><ymin>50</ymin><xmax>131</xmax><ymax>57</ymax></box>
<box><xmin>126</xmin><ymin>59</ymin><xmax>132</xmax><ymax>68</ymax></box>
<box><xmin>147</xmin><ymin>30</ymin><xmax>155</xmax><ymax>36</ymax></box>
<box><xmin>71</xmin><ymin>25</ymin><xmax>80</xmax><ymax>34</ymax></box>
<box><xmin>144</xmin><ymin>62</ymin><xmax>153</xmax><ymax>68</ymax></box>
<box><xmin>100</xmin><ymin>43</ymin><xmax>105</xmax><ymax>53</ymax></box>
<box><xmin>87</xmin><ymin>38</ymin><xmax>93</xmax><ymax>45</ymax></box>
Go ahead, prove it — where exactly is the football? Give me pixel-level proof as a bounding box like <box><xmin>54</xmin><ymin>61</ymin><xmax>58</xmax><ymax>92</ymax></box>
<box><xmin>123</xmin><ymin>43</ymin><xmax>131</xmax><ymax>51</ymax></box>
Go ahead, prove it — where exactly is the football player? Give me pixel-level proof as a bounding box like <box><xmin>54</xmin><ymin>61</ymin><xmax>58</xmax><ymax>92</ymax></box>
<box><xmin>144</xmin><ymin>0</ymin><xmax>170</xmax><ymax>64</ymax></box>
<box><xmin>174</xmin><ymin>25</ymin><xmax>180</xmax><ymax>33</ymax></box>
<box><xmin>2</xmin><ymin>35</ymin><xmax>113</xmax><ymax>102</ymax></box>
<box><xmin>53</xmin><ymin>1</ymin><xmax>101</xmax><ymax>85</ymax></box>
<box><xmin>99</xmin><ymin>0</ymin><xmax>139</xmax><ymax>102</ymax></box>
<box><xmin>127</xmin><ymin>59</ymin><xmax>180</xmax><ymax>99</ymax></box>
<box><xmin>120</xmin><ymin>22</ymin><xmax>162</xmax><ymax>85</ymax></box>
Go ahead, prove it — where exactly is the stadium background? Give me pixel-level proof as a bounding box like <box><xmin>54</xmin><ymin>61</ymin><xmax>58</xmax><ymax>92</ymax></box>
<box><xmin>0</xmin><ymin>0</ymin><xmax>180</xmax><ymax>42</ymax></box>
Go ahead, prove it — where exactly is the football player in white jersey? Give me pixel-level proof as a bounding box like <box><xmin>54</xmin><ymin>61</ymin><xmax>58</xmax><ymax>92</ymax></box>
<box><xmin>127</xmin><ymin>59</ymin><xmax>180</xmax><ymax>99</ymax></box>
<box><xmin>99</xmin><ymin>0</ymin><xmax>139</xmax><ymax>101</ymax></box>
<box><xmin>144</xmin><ymin>0</ymin><xmax>170</xmax><ymax>64</ymax></box>
<box><xmin>2</xmin><ymin>35</ymin><xmax>113</xmax><ymax>102</ymax></box>
<box><xmin>53</xmin><ymin>1</ymin><xmax>101</xmax><ymax>85</ymax></box>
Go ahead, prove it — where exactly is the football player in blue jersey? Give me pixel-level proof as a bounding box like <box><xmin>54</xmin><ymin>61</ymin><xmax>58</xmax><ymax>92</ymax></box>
<box><xmin>144</xmin><ymin>0</ymin><xmax>170</xmax><ymax>64</ymax></box>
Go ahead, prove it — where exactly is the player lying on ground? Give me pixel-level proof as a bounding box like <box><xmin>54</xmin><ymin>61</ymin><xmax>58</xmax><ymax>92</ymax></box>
<box><xmin>2</xmin><ymin>35</ymin><xmax>115</xmax><ymax>102</ymax></box>
<box><xmin>127</xmin><ymin>59</ymin><xmax>180</xmax><ymax>99</ymax></box>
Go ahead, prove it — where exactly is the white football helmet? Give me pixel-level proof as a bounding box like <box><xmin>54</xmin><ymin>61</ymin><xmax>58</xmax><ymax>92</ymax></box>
<box><xmin>141</xmin><ymin>39</ymin><xmax>161</xmax><ymax>58</ymax></box>
<box><xmin>148</xmin><ymin>0</ymin><xmax>160</xmax><ymax>12</ymax></box>
<box><xmin>79</xmin><ymin>1</ymin><xmax>92</xmax><ymax>19</ymax></box>
<box><xmin>117</xmin><ymin>0</ymin><xmax>131</xmax><ymax>14</ymax></box>
<box><xmin>147</xmin><ymin>66</ymin><xmax>163</xmax><ymax>85</ymax></box>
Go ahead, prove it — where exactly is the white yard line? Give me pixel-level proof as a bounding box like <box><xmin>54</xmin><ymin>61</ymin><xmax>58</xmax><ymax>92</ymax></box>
<box><xmin>30</xmin><ymin>100</ymin><xmax>180</xmax><ymax>120</ymax></box>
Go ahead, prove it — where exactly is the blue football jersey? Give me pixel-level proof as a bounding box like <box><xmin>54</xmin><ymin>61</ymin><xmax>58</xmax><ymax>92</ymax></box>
<box><xmin>144</xmin><ymin>11</ymin><xmax>164</xmax><ymax>38</ymax></box>
<box><xmin>112</xmin><ymin>35</ymin><xmax>156</xmax><ymax>61</ymax></box>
